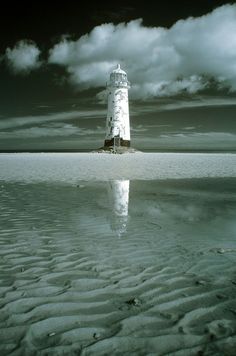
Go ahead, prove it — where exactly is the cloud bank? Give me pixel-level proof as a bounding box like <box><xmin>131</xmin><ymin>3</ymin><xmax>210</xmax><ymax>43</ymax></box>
<box><xmin>5</xmin><ymin>40</ymin><xmax>41</xmax><ymax>73</ymax></box>
<box><xmin>0</xmin><ymin>110</ymin><xmax>105</xmax><ymax>130</ymax></box>
<box><xmin>48</xmin><ymin>4</ymin><xmax>236</xmax><ymax>98</ymax></box>
<box><xmin>0</xmin><ymin>123</ymin><xmax>105</xmax><ymax>139</ymax></box>
<box><xmin>3</xmin><ymin>5</ymin><xmax>236</xmax><ymax>98</ymax></box>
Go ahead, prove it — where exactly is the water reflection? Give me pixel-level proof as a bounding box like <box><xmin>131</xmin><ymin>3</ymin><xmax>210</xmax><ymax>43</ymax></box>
<box><xmin>107</xmin><ymin>180</ymin><xmax>130</xmax><ymax>237</ymax></box>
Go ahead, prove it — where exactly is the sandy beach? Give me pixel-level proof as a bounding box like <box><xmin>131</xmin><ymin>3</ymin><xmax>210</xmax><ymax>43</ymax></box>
<box><xmin>0</xmin><ymin>152</ymin><xmax>236</xmax><ymax>182</ymax></box>
<box><xmin>0</xmin><ymin>153</ymin><xmax>236</xmax><ymax>355</ymax></box>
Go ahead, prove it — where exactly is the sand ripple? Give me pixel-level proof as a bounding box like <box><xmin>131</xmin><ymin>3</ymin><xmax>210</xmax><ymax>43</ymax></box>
<box><xmin>1</xmin><ymin>179</ymin><xmax>236</xmax><ymax>355</ymax></box>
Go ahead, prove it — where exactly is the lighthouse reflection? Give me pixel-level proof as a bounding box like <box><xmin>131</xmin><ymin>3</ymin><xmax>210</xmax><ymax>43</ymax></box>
<box><xmin>107</xmin><ymin>180</ymin><xmax>130</xmax><ymax>237</ymax></box>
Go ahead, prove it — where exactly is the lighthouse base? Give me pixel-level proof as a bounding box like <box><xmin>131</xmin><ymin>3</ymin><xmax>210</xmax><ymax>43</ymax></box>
<box><xmin>104</xmin><ymin>138</ymin><xmax>130</xmax><ymax>148</ymax></box>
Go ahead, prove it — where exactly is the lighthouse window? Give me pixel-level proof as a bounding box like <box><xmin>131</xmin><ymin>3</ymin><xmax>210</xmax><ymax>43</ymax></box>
<box><xmin>115</xmin><ymin>73</ymin><xmax>122</xmax><ymax>81</ymax></box>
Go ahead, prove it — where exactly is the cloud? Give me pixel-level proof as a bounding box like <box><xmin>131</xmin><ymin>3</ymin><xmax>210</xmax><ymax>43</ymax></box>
<box><xmin>5</xmin><ymin>40</ymin><xmax>41</xmax><ymax>73</ymax></box>
<box><xmin>48</xmin><ymin>4</ymin><xmax>236</xmax><ymax>98</ymax></box>
<box><xmin>133</xmin><ymin>131</ymin><xmax>236</xmax><ymax>150</ymax></box>
<box><xmin>132</xmin><ymin>96</ymin><xmax>236</xmax><ymax>114</ymax></box>
<box><xmin>0</xmin><ymin>109</ymin><xmax>106</xmax><ymax>130</ymax></box>
<box><xmin>157</xmin><ymin>131</ymin><xmax>236</xmax><ymax>147</ymax></box>
<box><xmin>0</xmin><ymin>123</ymin><xmax>105</xmax><ymax>139</ymax></box>
<box><xmin>0</xmin><ymin>124</ymin><xmax>79</xmax><ymax>138</ymax></box>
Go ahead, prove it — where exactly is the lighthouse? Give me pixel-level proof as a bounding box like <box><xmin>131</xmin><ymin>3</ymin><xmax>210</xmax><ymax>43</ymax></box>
<box><xmin>104</xmin><ymin>64</ymin><xmax>131</xmax><ymax>149</ymax></box>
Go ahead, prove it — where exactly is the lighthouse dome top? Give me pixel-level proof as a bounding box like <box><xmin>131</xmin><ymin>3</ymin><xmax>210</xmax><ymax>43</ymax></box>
<box><xmin>108</xmin><ymin>64</ymin><xmax>130</xmax><ymax>88</ymax></box>
<box><xmin>111</xmin><ymin>64</ymin><xmax>127</xmax><ymax>75</ymax></box>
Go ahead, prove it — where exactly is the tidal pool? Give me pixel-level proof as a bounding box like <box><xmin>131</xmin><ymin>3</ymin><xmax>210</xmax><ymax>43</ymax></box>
<box><xmin>1</xmin><ymin>176</ymin><xmax>236</xmax><ymax>355</ymax></box>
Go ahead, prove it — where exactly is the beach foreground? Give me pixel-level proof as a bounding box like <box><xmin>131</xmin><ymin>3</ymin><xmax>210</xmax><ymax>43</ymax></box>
<box><xmin>0</xmin><ymin>152</ymin><xmax>236</xmax><ymax>182</ymax></box>
<box><xmin>0</xmin><ymin>153</ymin><xmax>236</xmax><ymax>355</ymax></box>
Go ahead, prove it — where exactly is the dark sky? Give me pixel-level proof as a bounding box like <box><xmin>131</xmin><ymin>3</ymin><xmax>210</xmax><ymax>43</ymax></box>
<box><xmin>0</xmin><ymin>0</ymin><xmax>236</xmax><ymax>151</ymax></box>
<box><xmin>0</xmin><ymin>0</ymin><xmax>233</xmax><ymax>48</ymax></box>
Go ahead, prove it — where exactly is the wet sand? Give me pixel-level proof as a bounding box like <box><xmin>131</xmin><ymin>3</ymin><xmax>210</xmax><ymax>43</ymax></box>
<box><xmin>0</xmin><ymin>154</ymin><xmax>236</xmax><ymax>355</ymax></box>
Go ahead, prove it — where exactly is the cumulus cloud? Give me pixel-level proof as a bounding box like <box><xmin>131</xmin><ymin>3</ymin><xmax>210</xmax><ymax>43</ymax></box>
<box><xmin>5</xmin><ymin>40</ymin><xmax>41</xmax><ymax>73</ymax></box>
<box><xmin>48</xmin><ymin>4</ymin><xmax>236</xmax><ymax>98</ymax></box>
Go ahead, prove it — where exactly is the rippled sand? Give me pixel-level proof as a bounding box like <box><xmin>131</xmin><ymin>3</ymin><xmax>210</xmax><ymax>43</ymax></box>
<box><xmin>1</xmin><ymin>154</ymin><xmax>236</xmax><ymax>355</ymax></box>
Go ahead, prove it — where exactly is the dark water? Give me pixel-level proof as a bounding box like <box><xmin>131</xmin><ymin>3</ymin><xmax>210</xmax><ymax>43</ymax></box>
<box><xmin>1</xmin><ymin>178</ymin><xmax>236</xmax><ymax>355</ymax></box>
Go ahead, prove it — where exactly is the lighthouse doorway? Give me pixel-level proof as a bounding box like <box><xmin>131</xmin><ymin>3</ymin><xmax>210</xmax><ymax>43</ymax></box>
<box><xmin>113</xmin><ymin>134</ymin><xmax>121</xmax><ymax>152</ymax></box>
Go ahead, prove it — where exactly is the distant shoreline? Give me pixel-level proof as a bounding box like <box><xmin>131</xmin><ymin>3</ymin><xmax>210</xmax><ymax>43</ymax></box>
<box><xmin>1</xmin><ymin>149</ymin><xmax>236</xmax><ymax>154</ymax></box>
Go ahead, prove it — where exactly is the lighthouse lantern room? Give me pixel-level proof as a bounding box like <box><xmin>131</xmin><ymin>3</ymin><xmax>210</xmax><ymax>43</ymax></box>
<box><xmin>104</xmin><ymin>64</ymin><xmax>131</xmax><ymax>148</ymax></box>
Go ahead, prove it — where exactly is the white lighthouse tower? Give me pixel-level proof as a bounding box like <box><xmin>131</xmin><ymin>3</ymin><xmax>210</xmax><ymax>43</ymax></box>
<box><xmin>104</xmin><ymin>64</ymin><xmax>131</xmax><ymax>148</ymax></box>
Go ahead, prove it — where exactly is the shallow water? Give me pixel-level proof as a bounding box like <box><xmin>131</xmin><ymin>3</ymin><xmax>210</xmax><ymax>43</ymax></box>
<box><xmin>1</xmin><ymin>177</ymin><xmax>236</xmax><ymax>355</ymax></box>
